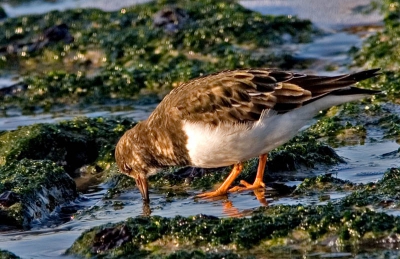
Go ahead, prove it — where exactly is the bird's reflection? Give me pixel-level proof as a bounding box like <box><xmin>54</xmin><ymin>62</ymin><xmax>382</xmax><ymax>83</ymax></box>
<box><xmin>223</xmin><ymin>188</ymin><xmax>268</xmax><ymax>217</ymax></box>
<box><xmin>253</xmin><ymin>188</ymin><xmax>268</xmax><ymax>206</ymax></box>
<box><xmin>140</xmin><ymin>188</ymin><xmax>269</xmax><ymax>217</ymax></box>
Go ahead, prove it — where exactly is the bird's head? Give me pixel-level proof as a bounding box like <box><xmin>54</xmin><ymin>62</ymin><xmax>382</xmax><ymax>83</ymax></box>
<box><xmin>115</xmin><ymin>128</ymin><xmax>150</xmax><ymax>203</ymax></box>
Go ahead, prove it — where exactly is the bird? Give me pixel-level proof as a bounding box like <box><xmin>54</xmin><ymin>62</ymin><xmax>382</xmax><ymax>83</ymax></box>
<box><xmin>115</xmin><ymin>68</ymin><xmax>381</xmax><ymax>203</ymax></box>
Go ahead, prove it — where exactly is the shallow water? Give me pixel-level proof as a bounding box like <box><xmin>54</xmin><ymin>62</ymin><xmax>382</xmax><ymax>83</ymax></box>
<box><xmin>1</xmin><ymin>137</ymin><xmax>398</xmax><ymax>258</ymax></box>
<box><xmin>1</xmin><ymin>0</ymin><xmax>150</xmax><ymax>17</ymax></box>
<box><xmin>241</xmin><ymin>0</ymin><xmax>382</xmax><ymax>29</ymax></box>
<box><xmin>0</xmin><ymin>0</ymin><xmax>395</xmax><ymax>258</ymax></box>
<box><xmin>2</xmin><ymin>0</ymin><xmax>382</xmax><ymax>29</ymax></box>
<box><xmin>334</xmin><ymin>140</ymin><xmax>400</xmax><ymax>183</ymax></box>
<box><xmin>0</xmin><ymin>103</ymin><xmax>158</xmax><ymax>131</ymax></box>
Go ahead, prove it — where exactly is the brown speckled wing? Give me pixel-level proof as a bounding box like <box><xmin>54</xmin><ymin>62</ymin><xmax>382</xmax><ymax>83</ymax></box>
<box><xmin>160</xmin><ymin>68</ymin><xmax>380</xmax><ymax>126</ymax></box>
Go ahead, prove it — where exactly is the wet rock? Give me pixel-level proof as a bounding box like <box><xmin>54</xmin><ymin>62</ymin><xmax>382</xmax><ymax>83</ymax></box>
<box><xmin>267</xmin><ymin>182</ymin><xmax>296</xmax><ymax>195</ymax></box>
<box><xmin>0</xmin><ymin>82</ymin><xmax>28</xmax><ymax>97</ymax></box>
<box><xmin>92</xmin><ymin>224</ymin><xmax>132</xmax><ymax>254</ymax></box>
<box><xmin>377</xmin><ymin>114</ymin><xmax>400</xmax><ymax>141</ymax></box>
<box><xmin>0</xmin><ymin>123</ymin><xmax>97</xmax><ymax>174</ymax></box>
<box><xmin>0</xmin><ymin>23</ymin><xmax>73</xmax><ymax>55</ymax></box>
<box><xmin>151</xmin><ymin>250</ymin><xmax>245</xmax><ymax>258</ymax></box>
<box><xmin>153</xmin><ymin>7</ymin><xmax>189</xmax><ymax>33</ymax></box>
<box><xmin>381</xmin><ymin>148</ymin><xmax>400</xmax><ymax>158</ymax></box>
<box><xmin>41</xmin><ymin>23</ymin><xmax>74</xmax><ymax>44</ymax></box>
<box><xmin>268</xmin><ymin>134</ymin><xmax>345</xmax><ymax>172</ymax></box>
<box><xmin>293</xmin><ymin>173</ymin><xmax>355</xmax><ymax>195</ymax></box>
<box><xmin>74</xmin><ymin>165</ymin><xmax>104</xmax><ymax>192</ymax></box>
<box><xmin>0</xmin><ymin>6</ymin><xmax>6</xmax><ymax>19</ymax></box>
<box><xmin>0</xmin><ymin>117</ymin><xmax>135</xmax><ymax>176</ymax></box>
<box><xmin>307</xmin><ymin>114</ymin><xmax>369</xmax><ymax>147</ymax></box>
<box><xmin>193</xmin><ymin>214</ymin><xmax>219</xmax><ymax>220</ymax></box>
<box><xmin>0</xmin><ymin>117</ymin><xmax>136</xmax><ymax>228</ymax></box>
<box><xmin>0</xmin><ymin>191</ymin><xmax>20</xmax><ymax>207</ymax></box>
<box><xmin>0</xmin><ymin>159</ymin><xmax>77</xmax><ymax>228</ymax></box>
<box><xmin>0</xmin><ymin>208</ymin><xmax>20</xmax><ymax>230</ymax></box>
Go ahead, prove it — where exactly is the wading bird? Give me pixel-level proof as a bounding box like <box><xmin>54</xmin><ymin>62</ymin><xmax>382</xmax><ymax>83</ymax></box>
<box><xmin>115</xmin><ymin>68</ymin><xmax>381</xmax><ymax>203</ymax></box>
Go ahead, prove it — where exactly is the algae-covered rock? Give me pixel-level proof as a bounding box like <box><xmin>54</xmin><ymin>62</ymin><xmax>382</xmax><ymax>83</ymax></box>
<box><xmin>150</xmin><ymin>250</ymin><xmax>246</xmax><ymax>259</ymax></box>
<box><xmin>341</xmin><ymin>168</ymin><xmax>400</xmax><ymax>207</ymax></box>
<box><xmin>292</xmin><ymin>168</ymin><xmax>400</xmax><ymax>208</ymax></box>
<box><xmin>293</xmin><ymin>173</ymin><xmax>355</xmax><ymax>196</ymax></box>
<box><xmin>307</xmin><ymin>115</ymin><xmax>368</xmax><ymax>147</ymax></box>
<box><xmin>0</xmin><ymin>250</ymin><xmax>20</xmax><ymax>259</ymax></box>
<box><xmin>0</xmin><ymin>117</ymin><xmax>137</xmax><ymax>228</ymax></box>
<box><xmin>267</xmin><ymin>133</ymin><xmax>344</xmax><ymax>172</ymax></box>
<box><xmin>68</xmin><ymin>168</ymin><xmax>400</xmax><ymax>258</ymax></box>
<box><xmin>0</xmin><ymin>0</ymin><xmax>316</xmax><ymax>112</ymax></box>
<box><xmin>0</xmin><ymin>159</ymin><xmax>77</xmax><ymax>228</ymax></box>
<box><xmin>377</xmin><ymin>114</ymin><xmax>400</xmax><ymax>141</ymax></box>
<box><xmin>354</xmin><ymin>0</ymin><xmax>400</xmax><ymax>103</ymax></box>
<box><xmin>0</xmin><ymin>117</ymin><xmax>136</xmax><ymax>175</ymax></box>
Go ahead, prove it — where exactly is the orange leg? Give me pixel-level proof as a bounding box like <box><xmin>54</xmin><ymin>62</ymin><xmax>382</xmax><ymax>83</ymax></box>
<box><xmin>229</xmin><ymin>154</ymin><xmax>267</xmax><ymax>192</ymax></box>
<box><xmin>196</xmin><ymin>163</ymin><xmax>243</xmax><ymax>198</ymax></box>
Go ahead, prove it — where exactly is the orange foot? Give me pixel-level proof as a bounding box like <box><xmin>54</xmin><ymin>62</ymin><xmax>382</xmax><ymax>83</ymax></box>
<box><xmin>228</xmin><ymin>178</ymin><xmax>265</xmax><ymax>192</ymax></box>
<box><xmin>196</xmin><ymin>163</ymin><xmax>243</xmax><ymax>200</ymax></box>
<box><xmin>195</xmin><ymin>189</ymin><xmax>228</xmax><ymax>199</ymax></box>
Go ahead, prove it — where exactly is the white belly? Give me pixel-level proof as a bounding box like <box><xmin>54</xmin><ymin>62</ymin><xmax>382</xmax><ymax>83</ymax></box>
<box><xmin>182</xmin><ymin>110</ymin><xmax>312</xmax><ymax>168</ymax></box>
<box><xmin>182</xmin><ymin>93</ymin><xmax>369</xmax><ymax>168</ymax></box>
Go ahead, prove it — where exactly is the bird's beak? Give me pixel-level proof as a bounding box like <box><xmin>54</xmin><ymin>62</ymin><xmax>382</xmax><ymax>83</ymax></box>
<box><xmin>135</xmin><ymin>173</ymin><xmax>149</xmax><ymax>203</ymax></box>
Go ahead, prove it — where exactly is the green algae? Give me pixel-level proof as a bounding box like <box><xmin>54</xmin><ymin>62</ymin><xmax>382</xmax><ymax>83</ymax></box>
<box><xmin>377</xmin><ymin>114</ymin><xmax>400</xmax><ymax>141</ymax></box>
<box><xmin>149</xmin><ymin>166</ymin><xmax>231</xmax><ymax>192</ymax></box>
<box><xmin>308</xmin><ymin>116</ymin><xmax>366</xmax><ymax>140</ymax></box>
<box><xmin>341</xmin><ymin>168</ymin><xmax>400</xmax><ymax>207</ymax></box>
<box><xmin>67</xmin><ymin>169</ymin><xmax>400</xmax><ymax>258</ymax></box>
<box><xmin>378</xmin><ymin>168</ymin><xmax>400</xmax><ymax>196</ymax></box>
<box><xmin>0</xmin><ymin>159</ymin><xmax>77</xmax><ymax>228</ymax></box>
<box><xmin>293</xmin><ymin>174</ymin><xmax>355</xmax><ymax>195</ymax></box>
<box><xmin>354</xmin><ymin>0</ymin><xmax>400</xmax><ymax>103</ymax></box>
<box><xmin>150</xmin><ymin>250</ymin><xmax>248</xmax><ymax>259</ymax></box>
<box><xmin>267</xmin><ymin>133</ymin><xmax>344</xmax><ymax>172</ymax></box>
<box><xmin>303</xmin><ymin>100</ymin><xmax>387</xmax><ymax>148</ymax></box>
<box><xmin>288</xmin><ymin>167</ymin><xmax>400</xmax><ymax>208</ymax></box>
<box><xmin>0</xmin><ymin>117</ymin><xmax>136</xmax><ymax>175</ymax></box>
<box><xmin>0</xmin><ymin>250</ymin><xmax>20</xmax><ymax>259</ymax></box>
<box><xmin>67</xmin><ymin>211</ymin><xmax>299</xmax><ymax>257</ymax></box>
<box><xmin>0</xmin><ymin>117</ymin><xmax>138</xmax><ymax>228</ymax></box>
<box><xmin>0</xmin><ymin>0</ymin><xmax>316</xmax><ymax>112</ymax></box>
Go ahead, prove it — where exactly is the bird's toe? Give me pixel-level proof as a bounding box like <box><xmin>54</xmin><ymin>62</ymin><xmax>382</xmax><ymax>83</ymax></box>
<box><xmin>195</xmin><ymin>190</ymin><xmax>229</xmax><ymax>199</ymax></box>
<box><xmin>228</xmin><ymin>179</ymin><xmax>265</xmax><ymax>192</ymax></box>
